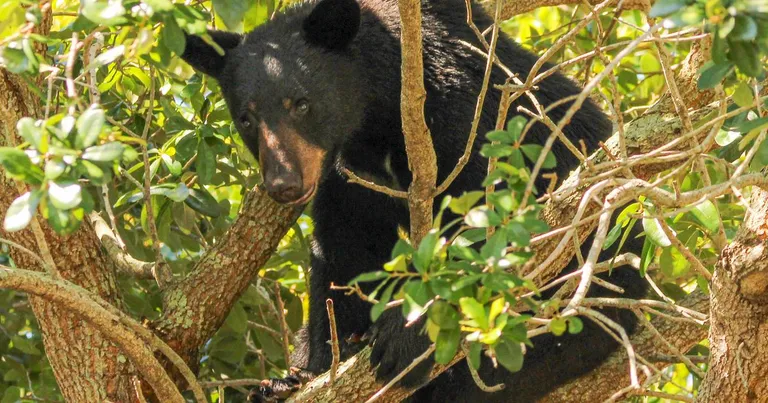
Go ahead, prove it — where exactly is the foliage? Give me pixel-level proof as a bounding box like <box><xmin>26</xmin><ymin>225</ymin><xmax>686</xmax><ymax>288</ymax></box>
<box><xmin>0</xmin><ymin>0</ymin><xmax>765</xmax><ymax>402</ymax></box>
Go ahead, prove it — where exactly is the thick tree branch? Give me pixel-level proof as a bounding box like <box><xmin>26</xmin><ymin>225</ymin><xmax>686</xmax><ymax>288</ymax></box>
<box><xmin>152</xmin><ymin>189</ymin><xmax>301</xmax><ymax>382</ymax></box>
<box><xmin>0</xmin><ymin>267</ymin><xmax>189</xmax><ymax>403</ymax></box>
<box><xmin>0</xmin><ymin>3</ymin><xmax>138</xmax><ymax>400</ymax></box>
<box><xmin>698</xmin><ymin>187</ymin><xmax>768</xmax><ymax>401</ymax></box>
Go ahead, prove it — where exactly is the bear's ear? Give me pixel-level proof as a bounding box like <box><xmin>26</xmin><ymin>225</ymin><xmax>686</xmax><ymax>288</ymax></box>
<box><xmin>181</xmin><ymin>30</ymin><xmax>242</xmax><ymax>78</ymax></box>
<box><xmin>302</xmin><ymin>0</ymin><xmax>361</xmax><ymax>50</ymax></box>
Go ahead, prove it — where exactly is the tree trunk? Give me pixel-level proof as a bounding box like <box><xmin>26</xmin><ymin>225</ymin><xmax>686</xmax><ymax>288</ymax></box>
<box><xmin>698</xmin><ymin>187</ymin><xmax>768</xmax><ymax>402</ymax></box>
<box><xmin>0</xmin><ymin>19</ymin><xmax>136</xmax><ymax>402</ymax></box>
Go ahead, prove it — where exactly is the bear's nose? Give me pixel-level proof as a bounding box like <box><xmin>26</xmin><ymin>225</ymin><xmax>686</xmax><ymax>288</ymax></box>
<box><xmin>265</xmin><ymin>175</ymin><xmax>304</xmax><ymax>204</ymax></box>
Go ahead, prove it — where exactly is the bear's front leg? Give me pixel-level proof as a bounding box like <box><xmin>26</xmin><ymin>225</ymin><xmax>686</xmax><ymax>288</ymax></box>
<box><xmin>367</xmin><ymin>309</ymin><xmax>435</xmax><ymax>388</ymax></box>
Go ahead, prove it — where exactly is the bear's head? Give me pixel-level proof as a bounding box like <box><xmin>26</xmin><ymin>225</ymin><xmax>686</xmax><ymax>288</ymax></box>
<box><xmin>181</xmin><ymin>0</ymin><xmax>365</xmax><ymax>205</ymax></box>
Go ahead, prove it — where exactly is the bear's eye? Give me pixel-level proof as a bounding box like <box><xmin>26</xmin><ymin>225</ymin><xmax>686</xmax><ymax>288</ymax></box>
<box><xmin>240</xmin><ymin>115</ymin><xmax>251</xmax><ymax>128</ymax></box>
<box><xmin>295</xmin><ymin>99</ymin><xmax>310</xmax><ymax>115</ymax></box>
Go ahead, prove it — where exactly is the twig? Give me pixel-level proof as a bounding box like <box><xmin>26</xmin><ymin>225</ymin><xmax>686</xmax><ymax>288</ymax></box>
<box><xmin>326</xmin><ymin>299</ymin><xmax>340</xmax><ymax>383</ymax></box>
<box><xmin>633</xmin><ymin>309</ymin><xmax>706</xmax><ymax>379</ymax></box>
<box><xmin>364</xmin><ymin>344</ymin><xmax>436</xmax><ymax>403</ymax></box>
<box><xmin>275</xmin><ymin>282</ymin><xmax>292</xmax><ymax>368</ymax></box>
<box><xmin>199</xmin><ymin>379</ymin><xmax>263</xmax><ymax>389</ymax></box>
<box><xmin>138</xmin><ymin>66</ymin><xmax>170</xmax><ymax>287</ymax></box>
<box><xmin>435</xmin><ymin>0</ymin><xmax>503</xmax><ymax>197</ymax></box>
<box><xmin>340</xmin><ymin>166</ymin><xmax>407</xmax><ymax>198</ymax></box>
<box><xmin>461</xmin><ymin>343</ymin><xmax>505</xmax><ymax>392</ymax></box>
<box><xmin>656</xmin><ymin>216</ymin><xmax>712</xmax><ymax>281</ymax></box>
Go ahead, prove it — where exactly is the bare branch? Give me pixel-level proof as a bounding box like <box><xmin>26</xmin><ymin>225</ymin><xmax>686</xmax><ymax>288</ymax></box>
<box><xmin>398</xmin><ymin>0</ymin><xmax>438</xmax><ymax>244</ymax></box>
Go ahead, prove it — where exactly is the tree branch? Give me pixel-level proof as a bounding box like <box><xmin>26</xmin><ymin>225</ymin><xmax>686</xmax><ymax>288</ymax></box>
<box><xmin>480</xmin><ymin>0</ymin><xmax>651</xmax><ymax>20</ymax></box>
<box><xmin>398</xmin><ymin>0</ymin><xmax>438</xmax><ymax>244</ymax></box>
<box><xmin>698</xmin><ymin>187</ymin><xmax>768</xmax><ymax>401</ymax></box>
<box><xmin>152</xmin><ymin>188</ymin><xmax>301</xmax><ymax>383</ymax></box>
<box><xmin>0</xmin><ymin>267</ymin><xmax>188</xmax><ymax>403</ymax></box>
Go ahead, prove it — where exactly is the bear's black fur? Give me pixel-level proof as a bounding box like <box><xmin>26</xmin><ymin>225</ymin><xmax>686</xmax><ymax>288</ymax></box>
<box><xmin>181</xmin><ymin>0</ymin><xmax>647</xmax><ymax>401</ymax></box>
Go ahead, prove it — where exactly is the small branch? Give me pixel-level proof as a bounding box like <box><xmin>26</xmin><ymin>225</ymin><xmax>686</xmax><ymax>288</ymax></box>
<box><xmin>364</xmin><ymin>344</ymin><xmax>436</xmax><ymax>403</ymax></box>
<box><xmin>199</xmin><ymin>379</ymin><xmax>263</xmax><ymax>389</ymax></box>
<box><xmin>326</xmin><ymin>299</ymin><xmax>340</xmax><ymax>383</ymax></box>
<box><xmin>139</xmin><ymin>66</ymin><xmax>170</xmax><ymax>288</ymax></box>
<box><xmin>461</xmin><ymin>344</ymin><xmax>505</xmax><ymax>392</ymax></box>
<box><xmin>275</xmin><ymin>282</ymin><xmax>292</xmax><ymax>368</ymax></box>
<box><xmin>340</xmin><ymin>166</ymin><xmax>408</xmax><ymax>198</ymax></box>
<box><xmin>90</xmin><ymin>213</ymin><xmax>155</xmax><ymax>279</ymax></box>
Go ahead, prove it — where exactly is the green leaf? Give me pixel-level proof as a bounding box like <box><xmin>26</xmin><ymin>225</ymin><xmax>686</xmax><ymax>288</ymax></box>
<box><xmin>520</xmin><ymin>144</ymin><xmax>556</xmax><ymax>169</ymax></box>
<box><xmin>660</xmin><ymin>246</ymin><xmax>691</xmax><ymax>278</ymax></box>
<box><xmin>465</xmin><ymin>206</ymin><xmax>500</xmax><ymax>228</ymax></box>
<box><xmin>639</xmin><ymin>238</ymin><xmax>656</xmax><ymax>277</ymax></box>
<box><xmin>384</xmin><ymin>254</ymin><xmax>407</xmax><ymax>272</ymax></box>
<box><xmin>729</xmin><ymin>40</ymin><xmax>762</xmax><ymax>78</ymax></box>
<box><xmin>480</xmin><ymin>229</ymin><xmax>507</xmax><ymax>260</ymax></box>
<box><xmin>468</xmin><ymin>342</ymin><xmax>483</xmax><ymax>370</ymax></box>
<box><xmin>371</xmin><ymin>279</ymin><xmax>399</xmax><ymax>321</ymax></box>
<box><xmin>82</xmin><ymin>142</ymin><xmax>125</xmax><ymax>162</ymax></box>
<box><xmin>48</xmin><ymin>182</ymin><xmax>82</xmax><ymax>210</ymax></box>
<box><xmin>642</xmin><ymin>216</ymin><xmax>672</xmax><ymax>247</ymax></box>
<box><xmin>45</xmin><ymin>159</ymin><xmax>66</xmax><ymax>180</ymax></box>
<box><xmin>715</xmin><ymin>130</ymin><xmax>741</xmax><ymax>146</ymax></box>
<box><xmin>495</xmin><ymin>340</ymin><xmax>523</xmax><ymax>373</ymax></box>
<box><xmin>196</xmin><ymin>140</ymin><xmax>215</xmax><ymax>184</ymax></box>
<box><xmin>0</xmin><ymin>147</ymin><xmax>43</xmax><ymax>184</ymax></box>
<box><xmin>4</xmin><ymin>191</ymin><xmax>40</xmax><ymax>232</ymax></box>
<box><xmin>161</xmin><ymin>17</ymin><xmax>186</xmax><ymax>55</ymax></box>
<box><xmin>506</xmin><ymin>116</ymin><xmax>526</xmax><ymax>141</ymax></box>
<box><xmin>349</xmin><ymin>271</ymin><xmax>389</xmax><ymax>284</ymax></box>
<box><xmin>224</xmin><ymin>302</ymin><xmax>248</xmax><ymax>334</ymax></box>
<box><xmin>428</xmin><ymin>300</ymin><xmax>460</xmax><ymax>330</ymax></box>
<box><xmin>17</xmin><ymin>117</ymin><xmax>45</xmax><ymax>151</ymax></box>
<box><xmin>550</xmin><ymin>317</ymin><xmax>567</xmax><ymax>336</ymax></box>
<box><xmin>603</xmin><ymin>223</ymin><xmax>623</xmax><ymax>250</ymax></box>
<box><xmin>81</xmin><ymin>0</ymin><xmax>127</xmax><ymax>25</ymax></box>
<box><xmin>459</xmin><ymin>297</ymin><xmax>488</xmax><ymax>330</ymax></box>
<box><xmin>451</xmin><ymin>273</ymin><xmax>483</xmax><ymax>291</ymax></box>
<box><xmin>649</xmin><ymin>0</ymin><xmax>687</xmax><ymax>17</ymax></box>
<box><xmin>480</xmin><ymin>143</ymin><xmax>515</xmax><ymax>158</ymax></box>
<box><xmin>505</xmin><ymin>221</ymin><xmax>530</xmax><ymax>247</ymax></box>
<box><xmin>2</xmin><ymin>47</ymin><xmax>33</xmax><ymax>74</ymax></box>
<box><xmin>434</xmin><ymin>328</ymin><xmax>461</xmax><ymax>364</ymax></box>
<box><xmin>486</xmin><ymin>130</ymin><xmax>514</xmax><ymax>144</ymax></box>
<box><xmin>697</xmin><ymin>61</ymin><xmax>733</xmax><ymax>90</ymax></box>
<box><xmin>733</xmin><ymin>82</ymin><xmax>754</xmax><ymax>109</ymax></box>
<box><xmin>80</xmin><ymin>160</ymin><xmax>105</xmax><ymax>181</ymax></box>
<box><xmin>567</xmin><ymin>317</ymin><xmax>584</xmax><ymax>334</ymax></box>
<box><xmin>185</xmin><ymin>187</ymin><xmax>222</xmax><ymax>217</ymax></box>
<box><xmin>213</xmin><ymin>0</ymin><xmax>249</xmax><ymax>30</ymax></box>
<box><xmin>449</xmin><ymin>191</ymin><xmax>484</xmax><ymax>215</ymax></box>
<box><xmin>691</xmin><ymin>200</ymin><xmax>720</xmax><ymax>233</ymax></box>
<box><xmin>75</xmin><ymin>107</ymin><xmax>105</xmax><ymax>149</ymax></box>
<box><xmin>2</xmin><ymin>386</ymin><xmax>22</xmax><ymax>403</ymax></box>
<box><xmin>84</xmin><ymin>45</ymin><xmax>125</xmax><ymax>72</ymax></box>
<box><xmin>449</xmin><ymin>244</ymin><xmax>483</xmax><ymax>262</ymax></box>
<box><xmin>11</xmin><ymin>335</ymin><xmax>41</xmax><ymax>355</ymax></box>
<box><xmin>730</xmin><ymin>16</ymin><xmax>758</xmax><ymax>41</ymax></box>
<box><xmin>414</xmin><ymin>230</ymin><xmax>442</xmax><ymax>273</ymax></box>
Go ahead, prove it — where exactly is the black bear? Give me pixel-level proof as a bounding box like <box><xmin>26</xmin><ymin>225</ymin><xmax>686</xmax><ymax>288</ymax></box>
<box><xmin>181</xmin><ymin>0</ymin><xmax>646</xmax><ymax>401</ymax></box>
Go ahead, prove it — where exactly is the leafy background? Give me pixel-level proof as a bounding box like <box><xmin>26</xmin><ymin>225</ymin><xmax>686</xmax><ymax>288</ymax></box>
<box><xmin>0</xmin><ymin>0</ymin><xmax>766</xmax><ymax>401</ymax></box>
